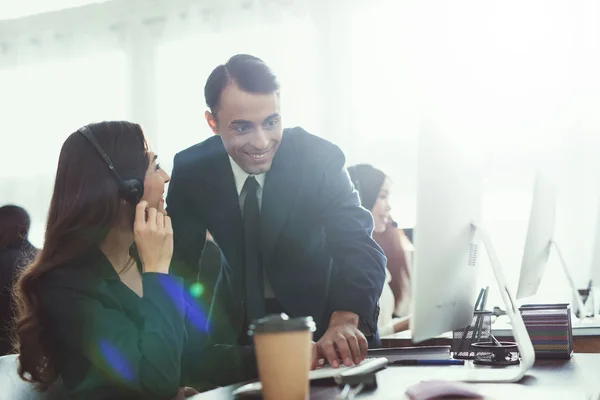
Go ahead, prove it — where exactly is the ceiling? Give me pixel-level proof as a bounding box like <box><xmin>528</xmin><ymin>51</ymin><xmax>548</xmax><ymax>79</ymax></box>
<box><xmin>0</xmin><ymin>0</ymin><xmax>111</xmax><ymax>21</ymax></box>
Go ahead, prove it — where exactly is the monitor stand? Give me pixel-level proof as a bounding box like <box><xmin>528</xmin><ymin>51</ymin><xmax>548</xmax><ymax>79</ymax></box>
<box><xmin>470</xmin><ymin>222</ymin><xmax>536</xmax><ymax>382</ymax></box>
<box><xmin>589</xmin><ymin>286</ymin><xmax>599</xmax><ymax>319</ymax></box>
<box><xmin>551</xmin><ymin>240</ymin><xmax>591</xmax><ymax>321</ymax></box>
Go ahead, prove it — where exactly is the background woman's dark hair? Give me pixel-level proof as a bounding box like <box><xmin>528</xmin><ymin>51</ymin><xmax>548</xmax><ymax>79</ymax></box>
<box><xmin>0</xmin><ymin>205</ymin><xmax>31</xmax><ymax>250</ymax></box>
<box><xmin>12</xmin><ymin>121</ymin><xmax>149</xmax><ymax>390</ymax></box>
<box><xmin>348</xmin><ymin>164</ymin><xmax>411</xmax><ymax>305</ymax></box>
<box><xmin>347</xmin><ymin>164</ymin><xmax>387</xmax><ymax>211</ymax></box>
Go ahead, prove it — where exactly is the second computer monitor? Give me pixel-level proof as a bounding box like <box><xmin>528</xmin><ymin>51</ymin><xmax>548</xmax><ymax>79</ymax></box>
<box><xmin>516</xmin><ymin>171</ymin><xmax>557</xmax><ymax>300</ymax></box>
<box><xmin>410</xmin><ymin>119</ymin><xmax>483</xmax><ymax>343</ymax></box>
<box><xmin>589</xmin><ymin>196</ymin><xmax>600</xmax><ymax>292</ymax></box>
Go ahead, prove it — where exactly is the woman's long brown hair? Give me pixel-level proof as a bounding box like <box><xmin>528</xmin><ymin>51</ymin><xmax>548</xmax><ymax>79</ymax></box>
<box><xmin>373</xmin><ymin>219</ymin><xmax>410</xmax><ymax>307</ymax></box>
<box><xmin>11</xmin><ymin>121</ymin><xmax>149</xmax><ymax>390</ymax></box>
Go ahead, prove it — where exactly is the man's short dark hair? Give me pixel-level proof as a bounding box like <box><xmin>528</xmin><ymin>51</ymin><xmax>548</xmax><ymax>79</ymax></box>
<box><xmin>204</xmin><ymin>54</ymin><xmax>280</xmax><ymax>115</ymax></box>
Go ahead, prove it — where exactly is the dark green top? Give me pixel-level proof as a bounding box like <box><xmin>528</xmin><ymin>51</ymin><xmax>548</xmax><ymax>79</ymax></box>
<box><xmin>40</xmin><ymin>249</ymin><xmax>254</xmax><ymax>400</ymax></box>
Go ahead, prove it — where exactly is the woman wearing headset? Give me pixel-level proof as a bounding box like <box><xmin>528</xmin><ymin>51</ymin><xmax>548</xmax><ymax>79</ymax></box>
<box><xmin>12</xmin><ymin>121</ymin><xmax>251</xmax><ymax>399</ymax></box>
<box><xmin>347</xmin><ymin>164</ymin><xmax>412</xmax><ymax>336</ymax></box>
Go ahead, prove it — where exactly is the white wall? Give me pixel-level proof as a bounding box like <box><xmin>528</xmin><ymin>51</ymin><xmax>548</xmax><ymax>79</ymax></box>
<box><xmin>2</xmin><ymin>0</ymin><xmax>600</xmax><ymax>308</ymax></box>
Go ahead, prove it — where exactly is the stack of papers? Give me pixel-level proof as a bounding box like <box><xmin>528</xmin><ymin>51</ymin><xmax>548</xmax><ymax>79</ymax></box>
<box><xmin>520</xmin><ymin>304</ymin><xmax>573</xmax><ymax>359</ymax></box>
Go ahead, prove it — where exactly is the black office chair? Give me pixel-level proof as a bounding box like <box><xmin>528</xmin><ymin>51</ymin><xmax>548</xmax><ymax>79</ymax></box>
<box><xmin>0</xmin><ymin>354</ymin><xmax>66</xmax><ymax>399</ymax></box>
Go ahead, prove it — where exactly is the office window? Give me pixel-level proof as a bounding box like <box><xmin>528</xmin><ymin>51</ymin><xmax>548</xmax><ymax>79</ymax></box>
<box><xmin>335</xmin><ymin>0</ymin><xmax>600</xmax><ymax>307</ymax></box>
<box><xmin>0</xmin><ymin>50</ymin><xmax>129</xmax><ymax>246</ymax></box>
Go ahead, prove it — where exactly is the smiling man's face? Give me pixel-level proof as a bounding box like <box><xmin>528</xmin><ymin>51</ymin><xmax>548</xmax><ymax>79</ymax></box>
<box><xmin>206</xmin><ymin>83</ymin><xmax>282</xmax><ymax>174</ymax></box>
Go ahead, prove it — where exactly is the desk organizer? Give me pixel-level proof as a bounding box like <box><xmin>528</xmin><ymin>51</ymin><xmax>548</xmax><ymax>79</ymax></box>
<box><xmin>452</xmin><ymin>310</ymin><xmax>492</xmax><ymax>359</ymax></box>
<box><xmin>519</xmin><ymin>303</ymin><xmax>573</xmax><ymax>359</ymax></box>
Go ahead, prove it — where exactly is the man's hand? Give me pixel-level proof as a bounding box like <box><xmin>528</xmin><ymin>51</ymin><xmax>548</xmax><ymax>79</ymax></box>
<box><xmin>310</xmin><ymin>341</ymin><xmax>325</xmax><ymax>370</ymax></box>
<box><xmin>316</xmin><ymin>311</ymin><xmax>368</xmax><ymax>368</ymax></box>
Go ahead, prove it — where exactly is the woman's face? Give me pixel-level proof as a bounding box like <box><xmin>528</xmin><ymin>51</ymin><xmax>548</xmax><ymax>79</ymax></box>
<box><xmin>371</xmin><ymin>178</ymin><xmax>392</xmax><ymax>233</ymax></box>
<box><xmin>141</xmin><ymin>152</ymin><xmax>170</xmax><ymax>214</ymax></box>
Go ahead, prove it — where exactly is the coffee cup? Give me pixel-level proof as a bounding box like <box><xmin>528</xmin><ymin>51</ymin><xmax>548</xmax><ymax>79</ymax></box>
<box><xmin>248</xmin><ymin>313</ymin><xmax>316</xmax><ymax>400</ymax></box>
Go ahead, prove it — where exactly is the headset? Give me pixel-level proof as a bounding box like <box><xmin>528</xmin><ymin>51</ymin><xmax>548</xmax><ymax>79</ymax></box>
<box><xmin>77</xmin><ymin>125</ymin><xmax>144</xmax><ymax>204</ymax></box>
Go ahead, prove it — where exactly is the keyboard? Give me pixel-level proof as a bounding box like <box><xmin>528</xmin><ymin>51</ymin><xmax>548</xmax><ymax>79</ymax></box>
<box><xmin>310</xmin><ymin>357</ymin><xmax>389</xmax><ymax>380</ymax></box>
<box><xmin>232</xmin><ymin>357</ymin><xmax>388</xmax><ymax>397</ymax></box>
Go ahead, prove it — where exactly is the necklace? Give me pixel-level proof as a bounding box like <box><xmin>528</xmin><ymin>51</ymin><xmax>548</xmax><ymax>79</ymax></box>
<box><xmin>117</xmin><ymin>256</ymin><xmax>135</xmax><ymax>275</ymax></box>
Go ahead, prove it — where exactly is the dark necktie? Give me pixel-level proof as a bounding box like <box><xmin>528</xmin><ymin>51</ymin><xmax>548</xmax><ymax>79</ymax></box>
<box><xmin>242</xmin><ymin>176</ymin><xmax>266</xmax><ymax>323</ymax></box>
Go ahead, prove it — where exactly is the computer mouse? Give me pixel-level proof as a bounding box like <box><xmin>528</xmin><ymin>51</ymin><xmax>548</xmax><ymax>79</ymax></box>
<box><xmin>405</xmin><ymin>380</ymin><xmax>483</xmax><ymax>400</ymax></box>
<box><xmin>232</xmin><ymin>382</ymin><xmax>262</xmax><ymax>397</ymax></box>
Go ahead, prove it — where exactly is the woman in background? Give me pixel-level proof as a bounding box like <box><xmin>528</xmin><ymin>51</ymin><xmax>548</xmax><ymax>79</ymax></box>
<box><xmin>347</xmin><ymin>164</ymin><xmax>412</xmax><ymax>336</ymax></box>
<box><xmin>0</xmin><ymin>205</ymin><xmax>38</xmax><ymax>355</ymax></box>
<box><xmin>11</xmin><ymin>121</ymin><xmax>221</xmax><ymax>400</ymax></box>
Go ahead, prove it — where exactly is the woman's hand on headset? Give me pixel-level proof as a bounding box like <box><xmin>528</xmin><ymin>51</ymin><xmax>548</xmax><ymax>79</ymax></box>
<box><xmin>134</xmin><ymin>200</ymin><xmax>173</xmax><ymax>274</ymax></box>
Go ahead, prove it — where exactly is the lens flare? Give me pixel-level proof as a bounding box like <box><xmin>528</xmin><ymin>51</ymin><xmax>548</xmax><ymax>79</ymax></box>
<box><xmin>98</xmin><ymin>340</ymin><xmax>134</xmax><ymax>382</ymax></box>
<box><xmin>189</xmin><ymin>282</ymin><xmax>204</xmax><ymax>298</ymax></box>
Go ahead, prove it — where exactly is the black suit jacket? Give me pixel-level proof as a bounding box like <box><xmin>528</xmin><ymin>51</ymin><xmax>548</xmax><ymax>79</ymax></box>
<box><xmin>39</xmin><ymin>249</ymin><xmax>255</xmax><ymax>400</ymax></box>
<box><xmin>167</xmin><ymin>127</ymin><xmax>386</xmax><ymax>343</ymax></box>
<box><xmin>197</xmin><ymin>240</ymin><xmax>221</xmax><ymax>310</ymax></box>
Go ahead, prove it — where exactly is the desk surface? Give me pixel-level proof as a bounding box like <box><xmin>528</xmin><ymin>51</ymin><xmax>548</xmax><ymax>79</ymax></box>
<box><xmin>383</xmin><ymin>315</ymin><xmax>600</xmax><ymax>342</ymax></box>
<box><xmin>191</xmin><ymin>354</ymin><xmax>599</xmax><ymax>399</ymax></box>
<box><xmin>493</xmin><ymin>315</ymin><xmax>600</xmax><ymax>337</ymax></box>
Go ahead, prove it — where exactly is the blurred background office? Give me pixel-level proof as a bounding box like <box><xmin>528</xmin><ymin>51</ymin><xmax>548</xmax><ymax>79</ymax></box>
<box><xmin>0</xmin><ymin>205</ymin><xmax>37</xmax><ymax>355</ymax></box>
<box><xmin>2</xmin><ymin>0</ymin><xmax>600</xmax><ymax>309</ymax></box>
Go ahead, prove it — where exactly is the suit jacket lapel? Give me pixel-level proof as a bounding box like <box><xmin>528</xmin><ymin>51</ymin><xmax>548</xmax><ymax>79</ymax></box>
<box><xmin>196</xmin><ymin>139</ymin><xmax>245</xmax><ymax>277</ymax></box>
<box><xmin>198</xmin><ymin>142</ymin><xmax>250</xmax><ymax>336</ymax></box>
<box><xmin>261</xmin><ymin>134</ymin><xmax>300</xmax><ymax>264</ymax></box>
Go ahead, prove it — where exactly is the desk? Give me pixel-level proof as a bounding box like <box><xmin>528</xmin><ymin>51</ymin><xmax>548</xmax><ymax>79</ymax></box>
<box><xmin>191</xmin><ymin>354</ymin><xmax>598</xmax><ymax>399</ymax></box>
<box><xmin>381</xmin><ymin>317</ymin><xmax>600</xmax><ymax>353</ymax></box>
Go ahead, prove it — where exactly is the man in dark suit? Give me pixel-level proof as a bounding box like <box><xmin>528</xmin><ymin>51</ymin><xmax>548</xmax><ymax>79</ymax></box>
<box><xmin>167</xmin><ymin>54</ymin><xmax>386</xmax><ymax>369</ymax></box>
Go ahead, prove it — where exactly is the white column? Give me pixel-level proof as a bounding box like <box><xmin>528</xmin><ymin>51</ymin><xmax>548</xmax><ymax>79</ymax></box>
<box><xmin>119</xmin><ymin>18</ymin><xmax>165</xmax><ymax>148</ymax></box>
<box><xmin>308</xmin><ymin>0</ymin><xmax>353</xmax><ymax>145</ymax></box>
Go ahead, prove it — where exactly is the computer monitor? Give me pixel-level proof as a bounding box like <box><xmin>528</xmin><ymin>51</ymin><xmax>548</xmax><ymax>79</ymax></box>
<box><xmin>515</xmin><ymin>171</ymin><xmax>587</xmax><ymax>317</ymax></box>
<box><xmin>410</xmin><ymin>120</ymin><xmax>483</xmax><ymax>344</ymax></box>
<box><xmin>410</xmin><ymin>118</ymin><xmax>535</xmax><ymax>382</ymax></box>
<box><xmin>516</xmin><ymin>171</ymin><xmax>557</xmax><ymax>299</ymax></box>
<box><xmin>586</xmin><ymin>195</ymin><xmax>600</xmax><ymax>315</ymax></box>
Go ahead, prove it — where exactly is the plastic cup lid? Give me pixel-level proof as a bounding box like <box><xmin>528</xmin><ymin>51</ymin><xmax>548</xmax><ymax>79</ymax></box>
<box><xmin>248</xmin><ymin>313</ymin><xmax>316</xmax><ymax>335</ymax></box>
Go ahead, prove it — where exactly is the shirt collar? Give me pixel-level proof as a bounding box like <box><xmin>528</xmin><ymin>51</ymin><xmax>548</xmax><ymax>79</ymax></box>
<box><xmin>228</xmin><ymin>156</ymin><xmax>266</xmax><ymax>196</ymax></box>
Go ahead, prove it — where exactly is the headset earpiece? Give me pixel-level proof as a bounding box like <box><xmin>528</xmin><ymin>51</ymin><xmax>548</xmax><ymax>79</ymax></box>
<box><xmin>121</xmin><ymin>179</ymin><xmax>144</xmax><ymax>204</ymax></box>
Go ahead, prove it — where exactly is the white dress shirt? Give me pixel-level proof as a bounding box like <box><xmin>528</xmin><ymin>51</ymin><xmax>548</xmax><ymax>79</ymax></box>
<box><xmin>228</xmin><ymin>156</ymin><xmax>275</xmax><ymax>298</ymax></box>
<box><xmin>229</xmin><ymin>156</ymin><xmax>266</xmax><ymax>211</ymax></box>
